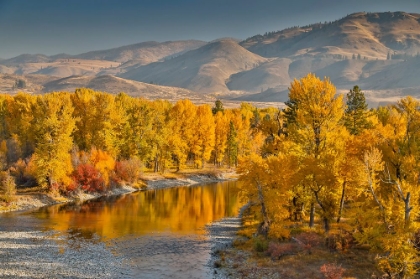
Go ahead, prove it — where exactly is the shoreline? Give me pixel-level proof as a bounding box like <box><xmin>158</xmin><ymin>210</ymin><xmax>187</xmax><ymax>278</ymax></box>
<box><xmin>0</xmin><ymin>171</ymin><xmax>235</xmax><ymax>214</ymax></box>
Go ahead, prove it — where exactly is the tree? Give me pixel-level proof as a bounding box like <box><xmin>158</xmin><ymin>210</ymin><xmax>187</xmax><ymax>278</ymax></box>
<box><xmin>31</xmin><ymin>93</ymin><xmax>76</xmax><ymax>191</ymax></box>
<box><xmin>169</xmin><ymin>99</ymin><xmax>196</xmax><ymax>170</ymax></box>
<box><xmin>212</xmin><ymin>99</ymin><xmax>224</xmax><ymax>115</ymax></box>
<box><xmin>344</xmin><ymin>85</ymin><xmax>371</xmax><ymax>135</ymax></box>
<box><xmin>13</xmin><ymin>79</ymin><xmax>26</xmax><ymax>89</ymax></box>
<box><xmin>226</xmin><ymin>121</ymin><xmax>238</xmax><ymax>168</ymax></box>
<box><xmin>213</xmin><ymin>111</ymin><xmax>229</xmax><ymax>166</ymax></box>
<box><xmin>191</xmin><ymin>105</ymin><xmax>215</xmax><ymax>168</ymax></box>
<box><xmin>288</xmin><ymin>73</ymin><xmax>345</xmax><ymax>232</ymax></box>
<box><xmin>71</xmin><ymin>88</ymin><xmax>123</xmax><ymax>157</ymax></box>
<box><xmin>5</xmin><ymin>93</ymin><xmax>36</xmax><ymax>158</ymax></box>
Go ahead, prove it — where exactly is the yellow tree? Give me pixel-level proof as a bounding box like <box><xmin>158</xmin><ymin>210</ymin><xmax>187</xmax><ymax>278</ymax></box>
<box><xmin>238</xmin><ymin>152</ymin><xmax>297</xmax><ymax>238</ymax></box>
<box><xmin>71</xmin><ymin>88</ymin><xmax>123</xmax><ymax>157</ymax></box>
<box><xmin>31</xmin><ymin>92</ymin><xmax>76</xmax><ymax>191</ymax></box>
<box><xmin>213</xmin><ymin>111</ymin><xmax>229</xmax><ymax>166</ymax></box>
<box><xmin>169</xmin><ymin>99</ymin><xmax>196</xmax><ymax>170</ymax></box>
<box><xmin>5</xmin><ymin>93</ymin><xmax>36</xmax><ymax>158</ymax></box>
<box><xmin>377</xmin><ymin>97</ymin><xmax>420</xmax><ymax>226</ymax></box>
<box><xmin>287</xmin><ymin>73</ymin><xmax>345</xmax><ymax>232</ymax></box>
<box><xmin>190</xmin><ymin>104</ymin><xmax>215</xmax><ymax>168</ymax></box>
<box><xmin>149</xmin><ymin>100</ymin><xmax>172</xmax><ymax>172</ymax></box>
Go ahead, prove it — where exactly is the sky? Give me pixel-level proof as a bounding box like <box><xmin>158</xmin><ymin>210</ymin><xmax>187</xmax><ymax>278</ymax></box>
<box><xmin>0</xmin><ymin>0</ymin><xmax>419</xmax><ymax>59</ymax></box>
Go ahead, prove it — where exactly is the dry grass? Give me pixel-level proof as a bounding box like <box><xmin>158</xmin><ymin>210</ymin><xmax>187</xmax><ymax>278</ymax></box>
<box><xmin>218</xmin><ymin>206</ymin><xmax>382</xmax><ymax>279</ymax></box>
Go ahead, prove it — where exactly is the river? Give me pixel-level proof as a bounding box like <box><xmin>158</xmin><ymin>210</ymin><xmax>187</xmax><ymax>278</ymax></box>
<box><xmin>0</xmin><ymin>180</ymin><xmax>242</xmax><ymax>278</ymax></box>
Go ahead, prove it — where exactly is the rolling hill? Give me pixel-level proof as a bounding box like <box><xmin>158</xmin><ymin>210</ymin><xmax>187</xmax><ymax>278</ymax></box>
<box><xmin>120</xmin><ymin>39</ymin><xmax>268</xmax><ymax>94</ymax></box>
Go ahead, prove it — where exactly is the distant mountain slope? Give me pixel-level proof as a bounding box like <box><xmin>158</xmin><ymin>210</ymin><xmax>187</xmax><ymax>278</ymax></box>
<box><xmin>0</xmin><ymin>74</ymin><xmax>207</xmax><ymax>102</ymax></box>
<box><xmin>73</xmin><ymin>40</ymin><xmax>207</xmax><ymax>65</ymax></box>
<box><xmin>227</xmin><ymin>58</ymin><xmax>292</xmax><ymax>93</ymax></box>
<box><xmin>241</xmin><ymin>12</ymin><xmax>420</xmax><ymax>59</ymax></box>
<box><xmin>121</xmin><ymin>39</ymin><xmax>268</xmax><ymax>94</ymax></box>
<box><xmin>1</xmin><ymin>54</ymin><xmax>52</xmax><ymax>66</ymax></box>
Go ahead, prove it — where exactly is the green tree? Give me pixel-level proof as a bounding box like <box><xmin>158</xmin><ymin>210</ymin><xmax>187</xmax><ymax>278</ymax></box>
<box><xmin>212</xmin><ymin>99</ymin><xmax>224</xmax><ymax>115</ymax></box>
<box><xmin>344</xmin><ymin>85</ymin><xmax>371</xmax><ymax>135</ymax></box>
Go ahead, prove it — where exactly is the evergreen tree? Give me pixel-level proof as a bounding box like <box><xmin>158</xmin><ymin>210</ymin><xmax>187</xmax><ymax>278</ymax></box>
<box><xmin>212</xmin><ymin>99</ymin><xmax>224</xmax><ymax>115</ymax></box>
<box><xmin>344</xmin><ymin>85</ymin><xmax>371</xmax><ymax>135</ymax></box>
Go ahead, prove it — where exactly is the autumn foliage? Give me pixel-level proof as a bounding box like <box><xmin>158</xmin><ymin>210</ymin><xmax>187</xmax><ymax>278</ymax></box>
<box><xmin>3</xmin><ymin>76</ymin><xmax>420</xmax><ymax>277</ymax></box>
<box><xmin>71</xmin><ymin>164</ymin><xmax>105</xmax><ymax>193</ymax></box>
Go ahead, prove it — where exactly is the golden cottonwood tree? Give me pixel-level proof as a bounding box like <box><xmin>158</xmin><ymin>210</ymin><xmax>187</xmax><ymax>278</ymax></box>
<box><xmin>71</xmin><ymin>89</ymin><xmax>123</xmax><ymax>157</ymax></box>
<box><xmin>213</xmin><ymin>111</ymin><xmax>229</xmax><ymax>166</ymax></box>
<box><xmin>6</xmin><ymin>93</ymin><xmax>36</xmax><ymax>158</ymax></box>
<box><xmin>190</xmin><ymin>104</ymin><xmax>215</xmax><ymax>168</ymax></box>
<box><xmin>169</xmin><ymin>99</ymin><xmax>196</xmax><ymax>170</ymax></box>
<box><xmin>31</xmin><ymin>92</ymin><xmax>76</xmax><ymax>190</ymax></box>
<box><xmin>238</xmin><ymin>152</ymin><xmax>297</xmax><ymax>238</ymax></box>
<box><xmin>287</xmin><ymin>73</ymin><xmax>345</xmax><ymax>232</ymax></box>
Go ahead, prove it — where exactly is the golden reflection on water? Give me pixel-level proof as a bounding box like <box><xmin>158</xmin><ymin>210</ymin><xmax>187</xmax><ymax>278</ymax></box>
<box><xmin>32</xmin><ymin>181</ymin><xmax>242</xmax><ymax>240</ymax></box>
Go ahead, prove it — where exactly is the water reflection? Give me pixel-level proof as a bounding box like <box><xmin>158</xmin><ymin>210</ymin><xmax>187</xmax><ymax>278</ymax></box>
<box><xmin>30</xmin><ymin>181</ymin><xmax>241</xmax><ymax>240</ymax></box>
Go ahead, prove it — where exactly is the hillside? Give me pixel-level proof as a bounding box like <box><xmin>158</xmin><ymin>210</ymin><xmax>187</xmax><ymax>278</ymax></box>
<box><xmin>0</xmin><ymin>74</ymin><xmax>208</xmax><ymax>102</ymax></box>
<box><xmin>73</xmin><ymin>40</ymin><xmax>207</xmax><ymax>65</ymax></box>
<box><xmin>241</xmin><ymin>12</ymin><xmax>420</xmax><ymax>59</ymax></box>
<box><xmin>120</xmin><ymin>39</ymin><xmax>268</xmax><ymax>94</ymax></box>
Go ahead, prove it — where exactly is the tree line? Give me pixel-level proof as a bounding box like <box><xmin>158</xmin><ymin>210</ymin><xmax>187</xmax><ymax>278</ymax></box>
<box><xmin>0</xmin><ymin>88</ymin><xmax>262</xmax><ymax>195</ymax></box>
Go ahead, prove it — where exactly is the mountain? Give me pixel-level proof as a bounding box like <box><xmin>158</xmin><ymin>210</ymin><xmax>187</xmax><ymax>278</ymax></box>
<box><xmin>1</xmin><ymin>54</ymin><xmax>52</xmax><ymax>66</ymax></box>
<box><xmin>2</xmin><ymin>12</ymin><xmax>420</xmax><ymax>106</ymax></box>
<box><xmin>73</xmin><ymin>40</ymin><xmax>207</xmax><ymax>65</ymax></box>
<box><xmin>241</xmin><ymin>12</ymin><xmax>420</xmax><ymax>59</ymax></box>
<box><xmin>0</xmin><ymin>73</ymin><xmax>207</xmax><ymax>102</ymax></box>
<box><xmin>120</xmin><ymin>39</ymin><xmax>268</xmax><ymax>94</ymax></box>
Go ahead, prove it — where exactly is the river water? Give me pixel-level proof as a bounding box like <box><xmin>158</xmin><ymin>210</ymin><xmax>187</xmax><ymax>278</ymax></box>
<box><xmin>0</xmin><ymin>181</ymin><xmax>242</xmax><ymax>278</ymax></box>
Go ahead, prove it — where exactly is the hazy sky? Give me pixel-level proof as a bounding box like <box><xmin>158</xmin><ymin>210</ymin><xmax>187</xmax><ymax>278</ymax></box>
<box><xmin>1</xmin><ymin>0</ymin><xmax>419</xmax><ymax>58</ymax></box>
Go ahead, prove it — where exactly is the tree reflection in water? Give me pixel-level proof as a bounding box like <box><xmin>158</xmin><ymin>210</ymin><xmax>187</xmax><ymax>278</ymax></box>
<box><xmin>32</xmin><ymin>181</ymin><xmax>242</xmax><ymax>240</ymax></box>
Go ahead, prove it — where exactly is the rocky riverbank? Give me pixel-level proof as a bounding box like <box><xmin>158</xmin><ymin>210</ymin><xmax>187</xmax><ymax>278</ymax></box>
<box><xmin>0</xmin><ymin>230</ymin><xmax>126</xmax><ymax>279</ymax></box>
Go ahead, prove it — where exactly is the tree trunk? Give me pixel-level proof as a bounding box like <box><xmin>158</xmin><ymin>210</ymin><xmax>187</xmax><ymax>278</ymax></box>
<box><xmin>309</xmin><ymin>202</ymin><xmax>315</xmax><ymax>227</ymax></box>
<box><xmin>337</xmin><ymin>181</ymin><xmax>346</xmax><ymax>223</ymax></box>
<box><xmin>323</xmin><ymin>217</ymin><xmax>330</xmax><ymax>233</ymax></box>
<box><xmin>154</xmin><ymin>155</ymin><xmax>159</xmax><ymax>173</ymax></box>
<box><xmin>404</xmin><ymin>192</ymin><xmax>412</xmax><ymax>227</ymax></box>
<box><xmin>256</xmin><ymin>179</ymin><xmax>270</xmax><ymax>238</ymax></box>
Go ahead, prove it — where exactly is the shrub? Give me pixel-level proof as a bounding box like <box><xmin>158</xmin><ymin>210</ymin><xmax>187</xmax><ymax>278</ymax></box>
<box><xmin>0</xmin><ymin>172</ymin><xmax>16</xmax><ymax>202</ymax></box>
<box><xmin>295</xmin><ymin>232</ymin><xmax>322</xmax><ymax>254</ymax></box>
<box><xmin>320</xmin><ymin>263</ymin><xmax>345</xmax><ymax>279</ymax></box>
<box><xmin>71</xmin><ymin>164</ymin><xmax>105</xmax><ymax>193</ymax></box>
<box><xmin>89</xmin><ymin>148</ymin><xmax>115</xmax><ymax>188</ymax></box>
<box><xmin>325</xmin><ymin>231</ymin><xmax>355</xmax><ymax>252</ymax></box>
<box><xmin>254</xmin><ymin>237</ymin><xmax>269</xmax><ymax>252</ymax></box>
<box><xmin>9</xmin><ymin>158</ymin><xmax>37</xmax><ymax>187</ymax></box>
<box><xmin>112</xmin><ymin>157</ymin><xmax>142</xmax><ymax>186</ymax></box>
<box><xmin>267</xmin><ymin>242</ymin><xmax>296</xmax><ymax>259</ymax></box>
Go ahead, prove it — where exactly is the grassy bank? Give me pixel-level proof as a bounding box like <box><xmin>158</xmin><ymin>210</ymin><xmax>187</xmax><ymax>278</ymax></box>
<box><xmin>214</xmin><ymin>205</ymin><xmax>383</xmax><ymax>279</ymax></box>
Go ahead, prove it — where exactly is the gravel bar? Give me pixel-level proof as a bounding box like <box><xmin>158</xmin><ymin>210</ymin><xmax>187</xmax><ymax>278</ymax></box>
<box><xmin>0</xmin><ymin>230</ymin><xmax>127</xmax><ymax>279</ymax></box>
